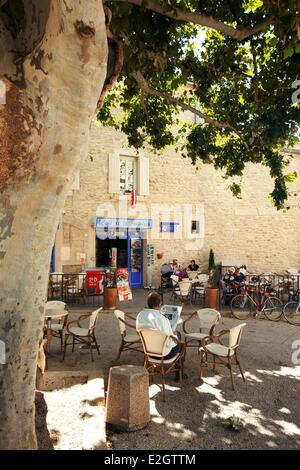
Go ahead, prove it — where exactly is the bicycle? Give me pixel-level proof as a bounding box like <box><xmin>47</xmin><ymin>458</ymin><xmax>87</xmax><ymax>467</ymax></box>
<box><xmin>230</xmin><ymin>283</ymin><xmax>283</xmax><ymax>321</ymax></box>
<box><xmin>283</xmin><ymin>292</ymin><xmax>300</xmax><ymax>325</ymax></box>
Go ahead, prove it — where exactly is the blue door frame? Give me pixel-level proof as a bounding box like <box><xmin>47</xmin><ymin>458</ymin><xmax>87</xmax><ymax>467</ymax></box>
<box><xmin>50</xmin><ymin>246</ymin><xmax>55</xmax><ymax>273</ymax></box>
<box><xmin>127</xmin><ymin>234</ymin><xmax>143</xmax><ymax>288</ymax></box>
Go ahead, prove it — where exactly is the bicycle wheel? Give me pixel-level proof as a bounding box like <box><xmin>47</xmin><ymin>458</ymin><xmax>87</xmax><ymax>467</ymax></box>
<box><xmin>283</xmin><ymin>301</ymin><xmax>300</xmax><ymax>326</ymax></box>
<box><xmin>231</xmin><ymin>294</ymin><xmax>254</xmax><ymax>320</ymax></box>
<box><xmin>263</xmin><ymin>296</ymin><xmax>283</xmax><ymax>321</ymax></box>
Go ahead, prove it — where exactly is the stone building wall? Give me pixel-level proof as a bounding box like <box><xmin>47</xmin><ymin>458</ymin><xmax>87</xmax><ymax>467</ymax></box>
<box><xmin>55</xmin><ymin>120</ymin><xmax>300</xmax><ymax>286</ymax></box>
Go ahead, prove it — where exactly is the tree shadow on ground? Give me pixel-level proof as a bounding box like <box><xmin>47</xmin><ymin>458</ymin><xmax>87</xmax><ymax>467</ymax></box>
<box><xmin>111</xmin><ymin>348</ymin><xmax>300</xmax><ymax>450</ymax></box>
<box><xmin>35</xmin><ymin>391</ymin><xmax>55</xmax><ymax>450</ymax></box>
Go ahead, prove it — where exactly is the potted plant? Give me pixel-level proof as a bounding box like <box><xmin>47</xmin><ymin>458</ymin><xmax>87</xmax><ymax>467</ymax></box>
<box><xmin>208</xmin><ymin>248</ymin><xmax>216</xmax><ymax>271</ymax></box>
<box><xmin>206</xmin><ymin>250</ymin><xmax>221</xmax><ymax>309</ymax></box>
<box><xmin>103</xmin><ymin>268</ymin><xmax>118</xmax><ymax>310</ymax></box>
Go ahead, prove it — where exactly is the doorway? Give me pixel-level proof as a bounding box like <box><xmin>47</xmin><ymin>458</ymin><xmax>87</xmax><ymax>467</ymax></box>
<box><xmin>96</xmin><ymin>235</ymin><xmax>144</xmax><ymax>288</ymax></box>
<box><xmin>96</xmin><ymin>238</ymin><xmax>127</xmax><ymax>268</ymax></box>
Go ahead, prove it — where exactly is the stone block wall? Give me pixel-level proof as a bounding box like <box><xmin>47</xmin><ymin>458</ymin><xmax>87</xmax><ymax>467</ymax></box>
<box><xmin>55</xmin><ymin>121</ymin><xmax>300</xmax><ymax>285</ymax></box>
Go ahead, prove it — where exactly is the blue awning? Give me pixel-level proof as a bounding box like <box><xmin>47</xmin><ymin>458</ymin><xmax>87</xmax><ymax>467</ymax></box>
<box><xmin>95</xmin><ymin>218</ymin><xmax>152</xmax><ymax>230</ymax></box>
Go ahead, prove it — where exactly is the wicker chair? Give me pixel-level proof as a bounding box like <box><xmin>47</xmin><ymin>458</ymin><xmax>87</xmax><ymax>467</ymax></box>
<box><xmin>200</xmin><ymin>323</ymin><xmax>246</xmax><ymax>390</ymax></box>
<box><xmin>173</xmin><ymin>280</ymin><xmax>192</xmax><ymax>305</ymax></box>
<box><xmin>45</xmin><ymin>301</ymin><xmax>69</xmax><ymax>351</ymax></box>
<box><xmin>138</xmin><ymin>329</ymin><xmax>186</xmax><ymax>401</ymax></box>
<box><xmin>114</xmin><ymin>310</ymin><xmax>142</xmax><ymax>360</ymax></box>
<box><xmin>183</xmin><ymin>308</ymin><xmax>221</xmax><ymax>352</ymax></box>
<box><xmin>63</xmin><ymin>307</ymin><xmax>102</xmax><ymax>361</ymax></box>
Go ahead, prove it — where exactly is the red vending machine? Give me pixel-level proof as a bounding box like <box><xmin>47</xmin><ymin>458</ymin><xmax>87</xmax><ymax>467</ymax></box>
<box><xmin>85</xmin><ymin>268</ymin><xmax>105</xmax><ymax>295</ymax></box>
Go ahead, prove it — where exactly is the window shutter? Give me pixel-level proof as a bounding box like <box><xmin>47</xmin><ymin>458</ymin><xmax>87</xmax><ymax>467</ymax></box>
<box><xmin>138</xmin><ymin>156</ymin><xmax>149</xmax><ymax>196</ymax></box>
<box><xmin>109</xmin><ymin>152</ymin><xmax>120</xmax><ymax>193</ymax></box>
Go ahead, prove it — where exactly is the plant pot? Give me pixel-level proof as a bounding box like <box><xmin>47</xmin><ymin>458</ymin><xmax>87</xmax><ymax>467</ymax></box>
<box><xmin>104</xmin><ymin>287</ymin><xmax>117</xmax><ymax>310</ymax></box>
<box><xmin>205</xmin><ymin>287</ymin><xmax>219</xmax><ymax>309</ymax></box>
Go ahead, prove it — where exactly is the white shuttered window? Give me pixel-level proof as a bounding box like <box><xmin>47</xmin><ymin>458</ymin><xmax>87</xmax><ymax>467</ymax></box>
<box><xmin>108</xmin><ymin>151</ymin><xmax>149</xmax><ymax>196</ymax></box>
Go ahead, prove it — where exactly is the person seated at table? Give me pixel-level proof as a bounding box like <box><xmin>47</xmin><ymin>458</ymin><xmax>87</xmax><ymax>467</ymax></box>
<box><xmin>170</xmin><ymin>259</ymin><xmax>180</xmax><ymax>274</ymax></box>
<box><xmin>171</xmin><ymin>259</ymin><xmax>188</xmax><ymax>280</ymax></box>
<box><xmin>187</xmin><ymin>260</ymin><xmax>199</xmax><ymax>271</ymax></box>
<box><xmin>136</xmin><ymin>292</ymin><xmax>185</xmax><ymax>380</ymax></box>
<box><xmin>160</xmin><ymin>263</ymin><xmax>173</xmax><ymax>281</ymax></box>
<box><xmin>222</xmin><ymin>267</ymin><xmax>238</xmax><ymax>305</ymax></box>
<box><xmin>223</xmin><ymin>267</ymin><xmax>235</xmax><ymax>287</ymax></box>
<box><xmin>233</xmin><ymin>266</ymin><xmax>245</xmax><ymax>288</ymax></box>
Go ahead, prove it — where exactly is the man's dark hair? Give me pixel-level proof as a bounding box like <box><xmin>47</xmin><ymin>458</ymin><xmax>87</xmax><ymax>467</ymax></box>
<box><xmin>147</xmin><ymin>292</ymin><xmax>161</xmax><ymax>309</ymax></box>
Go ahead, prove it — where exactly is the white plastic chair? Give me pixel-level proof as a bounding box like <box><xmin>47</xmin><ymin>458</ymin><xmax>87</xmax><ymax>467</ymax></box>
<box><xmin>114</xmin><ymin>310</ymin><xmax>142</xmax><ymax>360</ymax></box>
<box><xmin>200</xmin><ymin>323</ymin><xmax>246</xmax><ymax>390</ymax></box>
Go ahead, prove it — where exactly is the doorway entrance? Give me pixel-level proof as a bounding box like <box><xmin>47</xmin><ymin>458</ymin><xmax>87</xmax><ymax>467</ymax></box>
<box><xmin>96</xmin><ymin>238</ymin><xmax>127</xmax><ymax>268</ymax></box>
<box><xmin>96</xmin><ymin>235</ymin><xmax>144</xmax><ymax>288</ymax></box>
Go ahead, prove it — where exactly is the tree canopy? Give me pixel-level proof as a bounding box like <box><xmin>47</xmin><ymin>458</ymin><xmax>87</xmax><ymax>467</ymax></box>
<box><xmin>98</xmin><ymin>0</ymin><xmax>300</xmax><ymax>208</ymax></box>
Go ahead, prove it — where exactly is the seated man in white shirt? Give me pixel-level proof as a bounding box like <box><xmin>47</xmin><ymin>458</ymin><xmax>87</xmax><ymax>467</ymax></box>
<box><xmin>136</xmin><ymin>292</ymin><xmax>185</xmax><ymax>380</ymax></box>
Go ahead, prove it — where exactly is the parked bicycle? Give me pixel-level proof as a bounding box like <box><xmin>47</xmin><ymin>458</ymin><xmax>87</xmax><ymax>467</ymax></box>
<box><xmin>283</xmin><ymin>291</ymin><xmax>300</xmax><ymax>325</ymax></box>
<box><xmin>231</xmin><ymin>283</ymin><xmax>283</xmax><ymax>321</ymax></box>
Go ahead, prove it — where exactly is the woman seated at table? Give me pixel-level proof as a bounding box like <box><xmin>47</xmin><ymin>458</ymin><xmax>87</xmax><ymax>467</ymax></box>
<box><xmin>187</xmin><ymin>260</ymin><xmax>199</xmax><ymax>271</ymax></box>
<box><xmin>171</xmin><ymin>259</ymin><xmax>187</xmax><ymax>280</ymax></box>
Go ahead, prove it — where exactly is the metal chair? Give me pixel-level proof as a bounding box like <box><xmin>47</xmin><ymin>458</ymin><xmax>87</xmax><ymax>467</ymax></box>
<box><xmin>200</xmin><ymin>323</ymin><xmax>246</xmax><ymax>390</ymax></box>
<box><xmin>63</xmin><ymin>307</ymin><xmax>102</xmax><ymax>361</ymax></box>
<box><xmin>138</xmin><ymin>329</ymin><xmax>186</xmax><ymax>401</ymax></box>
<box><xmin>114</xmin><ymin>310</ymin><xmax>142</xmax><ymax>360</ymax></box>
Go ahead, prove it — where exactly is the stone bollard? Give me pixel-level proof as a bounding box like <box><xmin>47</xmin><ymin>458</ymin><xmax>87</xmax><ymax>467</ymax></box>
<box><xmin>106</xmin><ymin>365</ymin><xmax>150</xmax><ymax>432</ymax></box>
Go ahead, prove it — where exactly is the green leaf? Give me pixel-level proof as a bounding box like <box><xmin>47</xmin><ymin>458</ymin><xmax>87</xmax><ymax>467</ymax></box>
<box><xmin>283</xmin><ymin>46</ymin><xmax>294</xmax><ymax>59</ymax></box>
<box><xmin>242</xmin><ymin>0</ymin><xmax>263</xmax><ymax>13</ymax></box>
<box><xmin>284</xmin><ymin>172</ymin><xmax>297</xmax><ymax>183</ymax></box>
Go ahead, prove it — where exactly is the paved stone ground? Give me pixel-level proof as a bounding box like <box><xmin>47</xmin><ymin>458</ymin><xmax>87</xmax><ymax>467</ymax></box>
<box><xmin>46</xmin><ymin>289</ymin><xmax>300</xmax><ymax>450</ymax></box>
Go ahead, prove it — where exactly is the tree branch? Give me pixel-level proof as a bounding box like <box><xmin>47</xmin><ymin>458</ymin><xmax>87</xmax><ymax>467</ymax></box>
<box><xmin>112</xmin><ymin>0</ymin><xmax>273</xmax><ymax>40</ymax></box>
<box><xmin>251</xmin><ymin>40</ymin><xmax>259</xmax><ymax>104</ymax></box>
<box><xmin>131</xmin><ymin>70</ymin><xmax>250</xmax><ymax>151</ymax></box>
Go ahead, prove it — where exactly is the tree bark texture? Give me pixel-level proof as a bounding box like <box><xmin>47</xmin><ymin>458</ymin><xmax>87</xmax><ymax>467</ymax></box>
<box><xmin>0</xmin><ymin>0</ymin><xmax>108</xmax><ymax>449</ymax></box>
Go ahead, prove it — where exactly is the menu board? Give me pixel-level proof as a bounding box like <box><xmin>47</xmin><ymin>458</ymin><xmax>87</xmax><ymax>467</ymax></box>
<box><xmin>116</xmin><ymin>268</ymin><xmax>132</xmax><ymax>301</ymax></box>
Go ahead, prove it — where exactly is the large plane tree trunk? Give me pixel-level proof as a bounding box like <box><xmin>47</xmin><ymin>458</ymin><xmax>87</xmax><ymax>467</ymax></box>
<box><xmin>0</xmin><ymin>0</ymin><xmax>108</xmax><ymax>449</ymax></box>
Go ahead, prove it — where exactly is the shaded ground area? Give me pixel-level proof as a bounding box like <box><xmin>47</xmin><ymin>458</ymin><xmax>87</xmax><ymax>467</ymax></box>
<box><xmin>42</xmin><ymin>289</ymin><xmax>300</xmax><ymax>450</ymax></box>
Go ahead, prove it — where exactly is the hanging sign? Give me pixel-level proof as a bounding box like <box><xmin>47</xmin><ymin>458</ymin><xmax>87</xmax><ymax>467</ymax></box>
<box><xmin>116</xmin><ymin>268</ymin><xmax>132</xmax><ymax>301</ymax></box>
<box><xmin>131</xmin><ymin>189</ymin><xmax>137</xmax><ymax>209</ymax></box>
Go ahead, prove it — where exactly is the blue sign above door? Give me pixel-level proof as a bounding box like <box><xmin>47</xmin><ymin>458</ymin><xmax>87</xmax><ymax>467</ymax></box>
<box><xmin>95</xmin><ymin>218</ymin><xmax>152</xmax><ymax>230</ymax></box>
